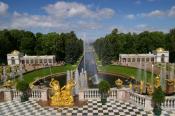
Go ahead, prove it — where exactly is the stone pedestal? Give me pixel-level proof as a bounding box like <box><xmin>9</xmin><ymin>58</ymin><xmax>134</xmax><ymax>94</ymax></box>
<box><xmin>4</xmin><ymin>89</ymin><xmax>12</xmax><ymax>101</ymax></box>
<box><xmin>117</xmin><ymin>89</ymin><xmax>126</xmax><ymax>101</ymax></box>
<box><xmin>40</xmin><ymin>89</ymin><xmax>48</xmax><ymax>101</ymax></box>
<box><xmin>144</xmin><ymin>97</ymin><xmax>152</xmax><ymax>111</ymax></box>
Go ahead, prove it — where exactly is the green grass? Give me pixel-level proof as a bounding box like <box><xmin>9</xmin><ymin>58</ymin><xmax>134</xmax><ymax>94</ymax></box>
<box><xmin>20</xmin><ymin>64</ymin><xmax>75</xmax><ymax>84</ymax></box>
<box><xmin>98</xmin><ymin>65</ymin><xmax>154</xmax><ymax>83</ymax></box>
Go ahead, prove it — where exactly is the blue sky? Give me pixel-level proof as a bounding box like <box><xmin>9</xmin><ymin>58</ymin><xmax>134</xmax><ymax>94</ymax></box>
<box><xmin>0</xmin><ymin>0</ymin><xmax>175</xmax><ymax>41</ymax></box>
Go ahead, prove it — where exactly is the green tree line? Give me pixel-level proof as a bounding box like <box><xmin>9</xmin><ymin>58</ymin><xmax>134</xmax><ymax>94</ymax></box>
<box><xmin>93</xmin><ymin>28</ymin><xmax>175</xmax><ymax>65</ymax></box>
<box><xmin>0</xmin><ymin>29</ymin><xmax>83</xmax><ymax>64</ymax></box>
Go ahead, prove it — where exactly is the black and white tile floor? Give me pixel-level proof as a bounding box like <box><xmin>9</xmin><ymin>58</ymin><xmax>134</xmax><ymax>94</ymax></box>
<box><xmin>0</xmin><ymin>99</ymin><xmax>174</xmax><ymax>116</ymax></box>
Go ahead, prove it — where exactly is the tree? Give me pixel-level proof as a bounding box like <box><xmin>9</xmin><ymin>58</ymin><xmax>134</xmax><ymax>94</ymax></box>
<box><xmin>16</xmin><ymin>80</ymin><xmax>30</xmax><ymax>102</ymax></box>
<box><xmin>98</xmin><ymin>80</ymin><xmax>110</xmax><ymax>104</ymax></box>
<box><xmin>152</xmin><ymin>86</ymin><xmax>165</xmax><ymax>116</ymax></box>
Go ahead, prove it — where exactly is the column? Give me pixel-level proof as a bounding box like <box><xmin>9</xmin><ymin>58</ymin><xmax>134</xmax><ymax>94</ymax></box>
<box><xmin>126</xmin><ymin>57</ymin><xmax>128</xmax><ymax>64</ymax></box>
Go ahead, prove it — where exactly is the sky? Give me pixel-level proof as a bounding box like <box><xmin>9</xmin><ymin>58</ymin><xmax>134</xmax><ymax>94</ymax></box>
<box><xmin>0</xmin><ymin>0</ymin><xmax>175</xmax><ymax>41</ymax></box>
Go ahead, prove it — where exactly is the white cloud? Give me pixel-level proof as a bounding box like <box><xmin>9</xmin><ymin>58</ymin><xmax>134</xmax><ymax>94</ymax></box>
<box><xmin>126</xmin><ymin>14</ymin><xmax>135</xmax><ymax>19</ymax></box>
<box><xmin>168</xmin><ymin>6</ymin><xmax>175</xmax><ymax>17</ymax></box>
<box><xmin>0</xmin><ymin>2</ymin><xmax>8</xmax><ymax>15</ymax></box>
<box><xmin>138</xmin><ymin>6</ymin><xmax>175</xmax><ymax>18</ymax></box>
<box><xmin>147</xmin><ymin>10</ymin><xmax>165</xmax><ymax>17</ymax></box>
<box><xmin>43</xmin><ymin>1</ymin><xmax>115</xmax><ymax>19</ymax></box>
<box><xmin>0</xmin><ymin>1</ymin><xmax>115</xmax><ymax>33</ymax></box>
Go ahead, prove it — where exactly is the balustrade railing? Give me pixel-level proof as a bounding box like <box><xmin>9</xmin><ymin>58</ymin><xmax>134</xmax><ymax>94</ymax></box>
<box><xmin>82</xmin><ymin>88</ymin><xmax>117</xmax><ymax>100</ymax></box>
<box><xmin>128</xmin><ymin>91</ymin><xmax>146</xmax><ymax>108</ymax></box>
<box><xmin>11</xmin><ymin>89</ymin><xmax>42</xmax><ymax>100</ymax></box>
<box><xmin>162</xmin><ymin>96</ymin><xmax>175</xmax><ymax>110</ymax></box>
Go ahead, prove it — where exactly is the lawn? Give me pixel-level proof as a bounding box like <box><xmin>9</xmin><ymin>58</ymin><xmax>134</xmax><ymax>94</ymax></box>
<box><xmin>21</xmin><ymin>64</ymin><xmax>75</xmax><ymax>84</ymax></box>
<box><xmin>98</xmin><ymin>65</ymin><xmax>154</xmax><ymax>83</ymax></box>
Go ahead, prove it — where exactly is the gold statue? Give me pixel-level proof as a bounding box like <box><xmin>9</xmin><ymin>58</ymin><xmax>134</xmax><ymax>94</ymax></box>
<box><xmin>155</xmin><ymin>75</ymin><xmax>160</xmax><ymax>88</ymax></box>
<box><xmin>60</xmin><ymin>79</ymin><xmax>76</xmax><ymax>106</ymax></box>
<box><xmin>49</xmin><ymin>78</ymin><xmax>76</xmax><ymax>107</ymax></box>
<box><xmin>146</xmin><ymin>84</ymin><xmax>153</xmax><ymax>96</ymax></box>
<box><xmin>115</xmin><ymin>79</ymin><xmax>123</xmax><ymax>89</ymax></box>
<box><xmin>129</xmin><ymin>83</ymin><xmax>132</xmax><ymax>90</ymax></box>
<box><xmin>134</xmin><ymin>84</ymin><xmax>139</xmax><ymax>92</ymax></box>
<box><xmin>3</xmin><ymin>80</ymin><xmax>14</xmax><ymax>88</ymax></box>
<box><xmin>140</xmin><ymin>81</ymin><xmax>144</xmax><ymax>94</ymax></box>
<box><xmin>49</xmin><ymin>78</ymin><xmax>61</xmax><ymax>106</ymax></box>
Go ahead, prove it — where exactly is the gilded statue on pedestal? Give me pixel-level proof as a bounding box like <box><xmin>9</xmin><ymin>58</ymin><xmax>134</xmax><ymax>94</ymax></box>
<box><xmin>129</xmin><ymin>83</ymin><xmax>132</xmax><ymax>90</ymax></box>
<box><xmin>49</xmin><ymin>78</ymin><xmax>76</xmax><ymax>107</ymax></box>
<box><xmin>61</xmin><ymin>79</ymin><xmax>76</xmax><ymax>106</ymax></box>
<box><xmin>115</xmin><ymin>79</ymin><xmax>123</xmax><ymax>89</ymax></box>
<box><xmin>140</xmin><ymin>80</ymin><xmax>144</xmax><ymax>94</ymax></box>
<box><xmin>49</xmin><ymin>78</ymin><xmax>61</xmax><ymax>106</ymax></box>
<box><xmin>3</xmin><ymin>80</ymin><xmax>14</xmax><ymax>89</ymax></box>
<box><xmin>146</xmin><ymin>84</ymin><xmax>153</xmax><ymax>96</ymax></box>
<box><xmin>155</xmin><ymin>75</ymin><xmax>160</xmax><ymax>88</ymax></box>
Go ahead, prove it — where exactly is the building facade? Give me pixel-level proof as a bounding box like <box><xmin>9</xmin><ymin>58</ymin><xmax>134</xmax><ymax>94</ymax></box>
<box><xmin>7</xmin><ymin>50</ymin><xmax>56</xmax><ymax>65</ymax></box>
<box><xmin>119</xmin><ymin>48</ymin><xmax>169</xmax><ymax>64</ymax></box>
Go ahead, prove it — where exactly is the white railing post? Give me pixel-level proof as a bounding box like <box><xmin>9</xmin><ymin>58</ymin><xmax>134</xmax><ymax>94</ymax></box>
<box><xmin>40</xmin><ymin>88</ymin><xmax>48</xmax><ymax>101</ymax></box>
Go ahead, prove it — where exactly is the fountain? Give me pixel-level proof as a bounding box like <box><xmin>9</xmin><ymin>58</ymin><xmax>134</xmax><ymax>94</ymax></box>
<box><xmin>79</xmin><ymin>68</ymin><xmax>88</xmax><ymax>90</ymax></box>
<box><xmin>74</xmin><ymin>69</ymin><xmax>79</xmax><ymax>95</ymax></box>
<box><xmin>136</xmin><ymin>61</ymin><xmax>142</xmax><ymax>82</ymax></box>
<box><xmin>66</xmin><ymin>70</ymin><xmax>70</xmax><ymax>83</ymax></box>
<box><xmin>143</xmin><ymin>63</ymin><xmax>147</xmax><ymax>93</ymax></box>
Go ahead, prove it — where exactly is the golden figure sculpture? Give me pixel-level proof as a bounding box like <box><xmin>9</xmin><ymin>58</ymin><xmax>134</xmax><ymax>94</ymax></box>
<box><xmin>129</xmin><ymin>83</ymin><xmax>132</xmax><ymax>90</ymax></box>
<box><xmin>60</xmin><ymin>79</ymin><xmax>76</xmax><ymax>106</ymax></box>
<box><xmin>146</xmin><ymin>84</ymin><xmax>153</xmax><ymax>96</ymax></box>
<box><xmin>134</xmin><ymin>84</ymin><xmax>138</xmax><ymax>92</ymax></box>
<box><xmin>155</xmin><ymin>75</ymin><xmax>160</xmax><ymax>88</ymax></box>
<box><xmin>115</xmin><ymin>79</ymin><xmax>123</xmax><ymax>89</ymax></box>
<box><xmin>49</xmin><ymin>78</ymin><xmax>76</xmax><ymax>107</ymax></box>
<box><xmin>3</xmin><ymin>80</ymin><xmax>13</xmax><ymax>88</ymax></box>
<box><xmin>140</xmin><ymin>80</ymin><xmax>144</xmax><ymax>94</ymax></box>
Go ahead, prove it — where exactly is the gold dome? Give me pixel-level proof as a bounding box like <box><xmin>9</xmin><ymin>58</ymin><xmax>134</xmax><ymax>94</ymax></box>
<box><xmin>156</xmin><ymin>48</ymin><xmax>165</xmax><ymax>53</ymax></box>
<box><xmin>11</xmin><ymin>50</ymin><xmax>20</xmax><ymax>55</ymax></box>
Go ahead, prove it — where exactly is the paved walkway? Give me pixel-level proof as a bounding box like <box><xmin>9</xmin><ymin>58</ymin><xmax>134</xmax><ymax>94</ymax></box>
<box><xmin>0</xmin><ymin>99</ymin><xmax>174</xmax><ymax>116</ymax></box>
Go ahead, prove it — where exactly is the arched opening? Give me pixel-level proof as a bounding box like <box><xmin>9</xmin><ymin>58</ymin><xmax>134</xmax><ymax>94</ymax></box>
<box><xmin>11</xmin><ymin>57</ymin><xmax>15</xmax><ymax>65</ymax></box>
<box><xmin>161</xmin><ymin>54</ymin><xmax>165</xmax><ymax>63</ymax></box>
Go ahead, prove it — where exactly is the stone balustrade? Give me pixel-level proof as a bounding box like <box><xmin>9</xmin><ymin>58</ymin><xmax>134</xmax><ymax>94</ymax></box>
<box><xmin>109</xmin><ymin>88</ymin><xmax>117</xmax><ymax>99</ymax></box>
<box><xmin>83</xmin><ymin>88</ymin><xmax>100</xmax><ymax>100</ymax></box>
<box><xmin>80</xmin><ymin>88</ymin><xmax>118</xmax><ymax>100</ymax></box>
<box><xmin>1</xmin><ymin>88</ymin><xmax>48</xmax><ymax>101</ymax></box>
<box><xmin>128</xmin><ymin>91</ymin><xmax>146</xmax><ymax>109</ymax></box>
<box><xmin>162</xmin><ymin>96</ymin><xmax>175</xmax><ymax>110</ymax></box>
<box><xmin>1</xmin><ymin>87</ymin><xmax>175</xmax><ymax>112</ymax></box>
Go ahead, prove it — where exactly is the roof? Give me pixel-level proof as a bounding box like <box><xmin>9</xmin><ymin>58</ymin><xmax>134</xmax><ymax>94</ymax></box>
<box><xmin>10</xmin><ymin>50</ymin><xmax>20</xmax><ymax>55</ymax></box>
<box><xmin>22</xmin><ymin>55</ymin><xmax>55</xmax><ymax>59</ymax></box>
<box><xmin>119</xmin><ymin>53</ymin><xmax>154</xmax><ymax>57</ymax></box>
<box><xmin>155</xmin><ymin>48</ymin><xmax>165</xmax><ymax>53</ymax></box>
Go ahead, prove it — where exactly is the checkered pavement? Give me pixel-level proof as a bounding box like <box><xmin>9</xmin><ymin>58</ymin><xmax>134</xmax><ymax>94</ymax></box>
<box><xmin>0</xmin><ymin>99</ymin><xmax>174</xmax><ymax>116</ymax></box>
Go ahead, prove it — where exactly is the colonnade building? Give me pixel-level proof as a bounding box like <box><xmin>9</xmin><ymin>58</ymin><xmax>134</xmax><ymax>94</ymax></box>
<box><xmin>7</xmin><ymin>50</ymin><xmax>56</xmax><ymax>65</ymax></box>
<box><xmin>119</xmin><ymin>48</ymin><xmax>169</xmax><ymax>64</ymax></box>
